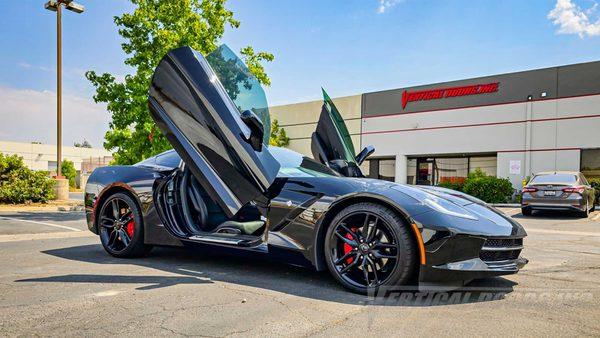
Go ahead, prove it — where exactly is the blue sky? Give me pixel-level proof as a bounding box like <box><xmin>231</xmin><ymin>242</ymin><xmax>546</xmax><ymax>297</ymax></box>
<box><xmin>1</xmin><ymin>0</ymin><xmax>600</xmax><ymax>147</ymax></box>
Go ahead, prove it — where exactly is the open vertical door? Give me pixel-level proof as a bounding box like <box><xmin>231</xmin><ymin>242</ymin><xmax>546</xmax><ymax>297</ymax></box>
<box><xmin>311</xmin><ymin>89</ymin><xmax>373</xmax><ymax>177</ymax></box>
<box><xmin>148</xmin><ymin>46</ymin><xmax>280</xmax><ymax>217</ymax></box>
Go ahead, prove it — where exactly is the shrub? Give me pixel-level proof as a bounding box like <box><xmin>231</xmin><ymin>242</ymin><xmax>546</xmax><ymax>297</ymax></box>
<box><xmin>589</xmin><ymin>178</ymin><xmax>600</xmax><ymax>205</ymax></box>
<box><xmin>462</xmin><ymin>169</ymin><xmax>514</xmax><ymax>204</ymax></box>
<box><xmin>61</xmin><ymin>159</ymin><xmax>77</xmax><ymax>188</ymax></box>
<box><xmin>437</xmin><ymin>180</ymin><xmax>465</xmax><ymax>192</ymax></box>
<box><xmin>0</xmin><ymin>153</ymin><xmax>55</xmax><ymax>204</ymax></box>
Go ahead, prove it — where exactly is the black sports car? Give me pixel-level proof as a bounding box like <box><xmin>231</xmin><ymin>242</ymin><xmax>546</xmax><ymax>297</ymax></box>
<box><xmin>85</xmin><ymin>45</ymin><xmax>527</xmax><ymax>294</ymax></box>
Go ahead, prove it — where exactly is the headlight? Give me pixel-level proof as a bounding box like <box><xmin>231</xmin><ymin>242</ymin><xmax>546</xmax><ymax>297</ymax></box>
<box><xmin>391</xmin><ymin>185</ymin><xmax>479</xmax><ymax>220</ymax></box>
<box><xmin>421</xmin><ymin>196</ymin><xmax>478</xmax><ymax>220</ymax></box>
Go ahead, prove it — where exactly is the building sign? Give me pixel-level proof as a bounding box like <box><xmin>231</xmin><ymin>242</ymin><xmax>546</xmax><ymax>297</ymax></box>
<box><xmin>401</xmin><ymin>82</ymin><xmax>500</xmax><ymax>109</ymax></box>
<box><xmin>509</xmin><ymin>160</ymin><xmax>521</xmax><ymax>175</ymax></box>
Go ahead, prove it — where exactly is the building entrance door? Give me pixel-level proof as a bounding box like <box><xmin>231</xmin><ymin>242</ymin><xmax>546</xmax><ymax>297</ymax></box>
<box><xmin>416</xmin><ymin>158</ymin><xmax>434</xmax><ymax>185</ymax></box>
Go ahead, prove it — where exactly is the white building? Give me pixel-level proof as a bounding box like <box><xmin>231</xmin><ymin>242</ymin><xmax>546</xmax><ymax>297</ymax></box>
<box><xmin>270</xmin><ymin>60</ymin><xmax>600</xmax><ymax>188</ymax></box>
<box><xmin>0</xmin><ymin>140</ymin><xmax>112</xmax><ymax>173</ymax></box>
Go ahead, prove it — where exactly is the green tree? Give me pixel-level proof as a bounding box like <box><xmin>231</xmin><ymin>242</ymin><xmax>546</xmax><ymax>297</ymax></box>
<box><xmin>61</xmin><ymin>159</ymin><xmax>77</xmax><ymax>188</ymax></box>
<box><xmin>74</xmin><ymin>139</ymin><xmax>92</xmax><ymax>148</ymax></box>
<box><xmin>269</xmin><ymin>119</ymin><xmax>290</xmax><ymax>147</ymax></box>
<box><xmin>86</xmin><ymin>0</ymin><xmax>274</xmax><ymax>164</ymax></box>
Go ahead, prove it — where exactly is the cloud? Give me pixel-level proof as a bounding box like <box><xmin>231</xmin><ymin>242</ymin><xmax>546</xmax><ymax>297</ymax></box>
<box><xmin>548</xmin><ymin>0</ymin><xmax>600</xmax><ymax>37</ymax></box>
<box><xmin>0</xmin><ymin>86</ymin><xmax>110</xmax><ymax>148</ymax></box>
<box><xmin>18</xmin><ymin>62</ymin><xmax>54</xmax><ymax>72</ymax></box>
<box><xmin>377</xmin><ymin>0</ymin><xmax>404</xmax><ymax>13</ymax></box>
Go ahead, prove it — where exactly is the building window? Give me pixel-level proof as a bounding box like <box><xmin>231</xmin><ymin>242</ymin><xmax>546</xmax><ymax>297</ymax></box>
<box><xmin>408</xmin><ymin>154</ymin><xmax>497</xmax><ymax>186</ymax></box>
<box><xmin>365</xmin><ymin>157</ymin><xmax>396</xmax><ymax>182</ymax></box>
<box><xmin>469</xmin><ymin>156</ymin><xmax>497</xmax><ymax>176</ymax></box>
<box><xmin>581</xmin><ymin>149</ymin><xmax>600</xmax><ymax>179</ymax></box>
<box><xmin>434</xmin><ymin>157</ymin><xmax>468</xmax><ymax>185</ymax></box>
<box><xmin>48</xmin><ymin>161</ymin><xmax>57</xmax><ymax>172</ymax></box>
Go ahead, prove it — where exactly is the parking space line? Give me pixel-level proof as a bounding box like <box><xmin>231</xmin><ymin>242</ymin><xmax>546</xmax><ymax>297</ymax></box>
<box><xmin>0</xmin><ymin>231</ymin><xmax>94</xmax><ymax>243</ymax></box>
<box><xmin>0</xmin><ymin>216</ymin><xmax>81</xmax><ymax>232</ymax></box>
<box><xmin>526</xmin><ymin>228</ymin><xmax>600</xmax><ymax>237</ymax></box>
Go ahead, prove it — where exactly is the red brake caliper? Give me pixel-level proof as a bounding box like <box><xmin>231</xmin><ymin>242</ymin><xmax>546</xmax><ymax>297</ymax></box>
<box><xmin>343</xmin><ymin>228</ymin><xmax>357</xmax><ymax>264</ymax></box>
<box><xmin>125</xmin><ymin>216</ymin><xmax>135</xmax><ymax>238</ymax></box>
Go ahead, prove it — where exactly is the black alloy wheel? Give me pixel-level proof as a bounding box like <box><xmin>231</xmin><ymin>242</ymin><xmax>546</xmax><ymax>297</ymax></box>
<box><xmin>98</xmin><ymin>192</ymin><xmax>149</xmax><ymax>257</ymax></box>
<box><xmin>325</xmin><ymin>202</ymin><xmax>416</xmax><ymax>294</ymax></box>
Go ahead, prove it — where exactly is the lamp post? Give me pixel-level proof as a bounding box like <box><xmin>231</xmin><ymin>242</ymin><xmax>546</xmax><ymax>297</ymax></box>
<box><xmin>44</xmin><ymin>0</ymin><xmax>84</xmax><ymax>178</ymax></box>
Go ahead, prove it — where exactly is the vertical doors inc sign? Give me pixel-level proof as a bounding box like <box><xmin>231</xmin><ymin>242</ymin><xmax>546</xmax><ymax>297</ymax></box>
<box><xmin>401</xmin><ymin>82</ymin><xmax>500</xmax><ymax>109</ymax></box>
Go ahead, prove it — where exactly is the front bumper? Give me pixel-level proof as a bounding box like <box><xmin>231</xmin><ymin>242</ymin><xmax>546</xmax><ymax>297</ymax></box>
<box><xmin>416</xmin><ymin>231</ymin><xmax>528</xmax><ymax>285</ymax></box>
<box><xmin>419</xmin><ymin>256</ymin><xmax>528</xmax><ymax>284</ymax></box>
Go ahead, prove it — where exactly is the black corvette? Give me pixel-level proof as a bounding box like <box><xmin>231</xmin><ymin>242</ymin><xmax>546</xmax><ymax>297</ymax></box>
<box><xmin>85</xmin><ymin>45</ymin><xmax>527</xmax><ymax>294</ymax></box>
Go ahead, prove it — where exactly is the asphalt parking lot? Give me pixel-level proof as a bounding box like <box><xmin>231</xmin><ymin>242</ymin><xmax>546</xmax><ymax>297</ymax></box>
<box><xmin>0</xmin><ymin>208</ymin><xmax>599</xmax><ymax>337</ymax></box>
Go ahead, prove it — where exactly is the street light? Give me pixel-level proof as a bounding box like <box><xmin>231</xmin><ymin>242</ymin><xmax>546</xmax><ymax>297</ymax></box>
<box><xmin>44</xmin><ymin>0</ymin><xmax>85</xmax><ymax>179</ymax></box>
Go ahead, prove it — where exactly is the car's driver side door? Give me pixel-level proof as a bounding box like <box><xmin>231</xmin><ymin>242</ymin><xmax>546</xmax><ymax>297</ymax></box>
<box><xmin>148</xmin><ymin>46</ymin><xmax>280</xmax><ymax>218</ymax></box>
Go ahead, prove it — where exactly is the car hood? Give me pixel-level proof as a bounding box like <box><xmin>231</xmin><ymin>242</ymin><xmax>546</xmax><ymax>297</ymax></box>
<box><xmin>337</xmin><ymin>178</ymin><xmax>526</xmax><ymax>237</ymax></box>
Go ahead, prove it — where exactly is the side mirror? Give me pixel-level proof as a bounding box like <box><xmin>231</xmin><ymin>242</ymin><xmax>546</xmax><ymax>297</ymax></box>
<box><xmin>240</xmin><ymin>110</ymin><xmax>264</xmax><ymax>151</ymax></box>
<box><xmin>355</xmin><ymin>145</ymin><xmax>375</xmax><ymax>166</ymax></box>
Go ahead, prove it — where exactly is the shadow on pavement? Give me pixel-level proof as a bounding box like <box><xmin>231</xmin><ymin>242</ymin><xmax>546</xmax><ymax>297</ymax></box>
<box><xmin>19</xmin><ymin>243</ymin><xmax>516</xmax><ymax>307</ymax></box>
<box><xmin>512</xmin><ymin>209</ymin><xmax>588</xmax><ymax>220</ymax></box>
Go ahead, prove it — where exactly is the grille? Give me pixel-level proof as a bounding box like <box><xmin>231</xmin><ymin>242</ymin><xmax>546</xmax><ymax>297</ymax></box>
<box><xmin>479</xmin><ymin>237</ymin><xmax>523</xmax><ymax>262</ymax></box>
<box><xmin>480</xmin><ymin>249</ymin><xmax>521</xmax><ymax>262</ymax></box>
<box><xmin>484</xmin><ymin>238</ymin><xmax>523</xmax><ymax>248</ymax></box>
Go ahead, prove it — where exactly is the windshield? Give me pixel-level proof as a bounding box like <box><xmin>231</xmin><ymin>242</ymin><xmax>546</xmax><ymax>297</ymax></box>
<box><xmin>206</xmin><ymin>45</ymin><xmax>271</xmax><ymax>146</ymax></box>
<box><xmin>269</xmin><ymin>147</ymin><xmax>340</xmax><ymax>178</ymax></box>
<box><xmin>530</xmin><ymin>174</ymin><xmax>577</xmax><ymax>184</ymax></box>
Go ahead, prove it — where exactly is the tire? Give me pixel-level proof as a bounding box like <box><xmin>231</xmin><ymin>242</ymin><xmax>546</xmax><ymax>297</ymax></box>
<box><xmin>579</xmin><ymin>204</ymin><xmax>590</xmax><ymax>218</ymax></box>
<box><xmin>324</xmin><ymin>202</ymin><xmax>416</xmax><ymax>295</ymax></box>
<box><xmin>521</xmin><ymin>207</ymin><xmax>532</xmax><ymax>216</ymax></box>
<box><xmin>98</xmin><ymin>192</ymin><xmax>151</xmax><ymax>258</ymax></box>
<box><xmin>590</xmin><ymin>204</ymin><xmax>595</xmax><ymax>212</ymax></box>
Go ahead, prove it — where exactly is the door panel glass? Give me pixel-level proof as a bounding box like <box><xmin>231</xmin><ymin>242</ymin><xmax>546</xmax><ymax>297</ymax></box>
<box><xmin>207</xmin><ymin>45</ymin><xmax>271</xmax><ymax>146</ymax></box>
<box><xmin>435</xmin><ymin>157</ymin><xmax>468</xmax><ymax>186</ymax></box>
<box><xmin>320</xmin><ymin>89</ymin><xmax>356</xmax><ymax>163</ymax></box>
<box><xmin>469</xmin><ymin>156</ymin><xmax>497</xmax><ymax>176</ymax></box>
<box><xmin>365</xmin><ymin>157</ymin><xmax>396</xmax><ymax>182</ymax></box>
<box><xmin>407</xmin><ymin>159</ymin><xmax>417</xmax><ymax>184</ymax></box>
<box><xmin>417</xmin><ymin>160</ymin><xmax>433</xmax><ymax>185</ymax></box>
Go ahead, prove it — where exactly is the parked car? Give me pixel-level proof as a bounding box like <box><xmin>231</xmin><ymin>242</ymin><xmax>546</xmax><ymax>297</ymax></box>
<box><xmin>85</xmin><ymin>45</ymin><xmax>527</xmax><ymax>294</ymax></box>
<box><xmin>521</xmin><ymin>171</ymin><xmax>596</xmax><ymax>217</ymax></box>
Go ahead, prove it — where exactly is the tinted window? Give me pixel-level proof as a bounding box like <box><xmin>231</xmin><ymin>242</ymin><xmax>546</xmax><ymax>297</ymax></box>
<box><xmin>530</xmin><ymin>174</ymin><xmax>577</xmax><ymax>184</ymax></box>
<box><xmin>270</xmin><ymin>147</ymin><xmax>339</xmax><ymax>177</ymax></box>
<box><xmin>322</xmin><ymin>89</ymin><xmax>356</xmax><ymax>163</ymax></box>
<box><xmin>206</xmin><ymin>45</ymin><xmax>271</xmax><ymax>146</ymax></box>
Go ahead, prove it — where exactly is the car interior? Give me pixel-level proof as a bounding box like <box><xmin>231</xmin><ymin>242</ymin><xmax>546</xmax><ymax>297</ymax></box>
<box><xmin>157</xmin><ymin>166</ymin><xmax>266</xmax><ymax>242</ymax></box>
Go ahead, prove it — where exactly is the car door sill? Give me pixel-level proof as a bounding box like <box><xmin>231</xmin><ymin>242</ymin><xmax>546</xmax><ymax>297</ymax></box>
<box><xmin>187</xmin><ymin>235</ymin><xmax>244</xmax><ymax>245</ymax></box>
